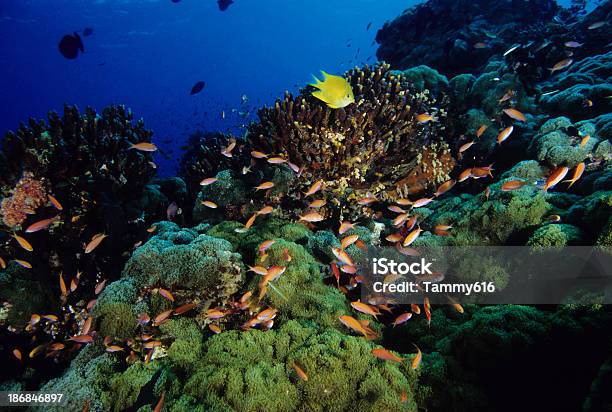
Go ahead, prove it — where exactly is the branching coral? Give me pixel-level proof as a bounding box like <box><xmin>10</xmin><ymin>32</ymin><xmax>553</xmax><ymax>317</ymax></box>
<box><xmin>246</xmin><ymin>63</ymin><xmax>456</xmax><ymax>217</ymax></box>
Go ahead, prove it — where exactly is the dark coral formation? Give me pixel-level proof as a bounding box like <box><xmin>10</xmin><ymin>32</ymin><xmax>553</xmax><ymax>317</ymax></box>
<box><xmin>246</xmin><ymin>63</ymin><xmax>456</xmax><ymax>218</ymax></box>
<box><xmin>0</xmin><ymin>105</ymin><xmax>180</xmax><ymax>382</ymax></box>
<box><xmin>375</xmin><ymin>0</ymin><xmax>559</xmax><ymax>77</ymax></box>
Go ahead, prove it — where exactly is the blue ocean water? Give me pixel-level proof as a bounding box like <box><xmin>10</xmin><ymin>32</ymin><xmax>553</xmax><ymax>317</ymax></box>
<box><xmin>0</xmin><ymin>0</ymin><xmax>415</xmax><ymax>174</ymax></box>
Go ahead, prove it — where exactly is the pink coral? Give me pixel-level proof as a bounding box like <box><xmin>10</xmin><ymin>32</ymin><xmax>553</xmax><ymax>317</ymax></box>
<box><xmin>0</xmin><ymin>173</ymin><xmax>47</xmax><ymax>228</ymax></box>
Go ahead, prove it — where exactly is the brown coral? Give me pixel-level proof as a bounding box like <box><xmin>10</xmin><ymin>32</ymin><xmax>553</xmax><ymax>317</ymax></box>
<box><xmin>0</xmin><ymin>172</ymin><xmax>47</xmax><ymax>228</ymax></box>
<box><xmin>247</xmin><ymin>63</ymin><xmax>456</xmax><ymax>217</ymax></box>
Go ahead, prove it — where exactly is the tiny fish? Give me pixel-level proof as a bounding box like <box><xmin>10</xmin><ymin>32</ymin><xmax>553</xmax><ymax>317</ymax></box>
<box><xmin>433</xmin><ymin>225</ymin><xmax>452</xmax><ymax>236</ymax></box>
<box><xmin>544</xmin><ymin>166</ymin><xmax>569</xmax><ymax>191</ymax></box>
<box><xmin>69</xmin><ymin>334</ymin><xmax>94</xmax><ymax>344</ymax></box>
<box><xmin>308</xmin><ymin>199</ymin><xmax>327</xmax><ymax>208</ymax></box>
<box><xmin>549</xmin><ymin>58</ymin><xmax>573</xmax><ymax>73</ymax></box>
<box><xmin>85</xmin><ymin>233</ymin><xmax>107</xmax><ymax>253</ymax></box>
<box><xmin>251</xmin><ymin>150</ymin><xmax>268</xmax><ymax>159</ymax></box>
<box><xmin>332</xmin><ymin>248</ymin><xmax>354</xmax><ymax>266</ymax></box>
<box><xmin>503</xmin><ymin>108</ymin><xmax>526</xmax><ymax>122</ymax></box>
<box><xmin>305</xmin><ymin>180</ymin><xmax>324</xmax><ymax>196</ymax></box>
<box><xmin>564</xmin><ymin>162</ymin><xmax>585</xmax><ymax>188</ymax></box>
<box><xmin>48</xmin><ymin>194</ymin><xmax>63</xmax><ymax>210</ymax></box>
<box><xmin>29</xmin><ymin>344</ymin><xmax>47</xmax><ymax>358</ymax></box>
<box><xmin>405</xmin><ymin>215</ymin><xmax>418</xmax><ymax>231</ymax></box>
<box><xmin>26</xmin><ymin>216</ymin><xmax>59</xmax><ymax>233</ymax></box>
<box><xmin>458</xmin><ymin>168</ymin><xmax>473</xmax><ymax>182</ymax></box>
<box><xmin>259</xmin><ymin>240</ymin><xmax>276</xmax><ymax>253</ymax></box>
<box><xmin>255</xmin><ymin>181</ymin><xmax>275</xmax><ymax>191</ymax></box>
<box><xmin>396</xmin><ymin>198</ymin><xmax>413</xmax><ymax>206</ymax></box>
<box><xmin>137</xmin><ymin>313</ymin><xmax>150</xmax><ymax>325</ymax></box>
<box><xmin>245</xmin><ymin>213</ymin><xmax>258</xmax><ymax>229</ymax></box>
<box><xmin>546</xmin><ymin>214</ymin><xmax>562</xmax><ymax>222</ymax></box>
<box><xmin>201</xmin><ymin>200</ymin><xmax>218</xmax><ymax>209</ymax></box>
<box><xmin>209</xmin><ymin>324</ymin><xmax>222</xmax><ymax>334</ymax></box>
<box><xmin>579</xmin><ymin>135</ymin><xmax>590</xmax><ymax>148</ymax></box>
<box><xmin>248</xmin><ymin>265</ymin><xmax>268</xmax><ymax>275</ymax></box>
<box><xmin>351</xmin><ymin>301</ymin><xmax>380</xmax><ymax>318</ymax></box>
<box><xmin>293</xmin><ymin>362</ymin><xmax>309</xmax><ymax>381</ymax></box>
<box><xmin>412</xmin><ymin>197</ymin><xmax>434</xmax><ymax>208</ymax></box>
<box><xmin>267</xmin><ymin>157</ymin><xmax>287</xmax><ymax>165</ymax></box>
<box><xmin>402</xmin><ymin>227</ymin><xmax>422</xmax><ymax>247</ymax></box>
<box><xmin>587</xmin><ymin>21</ymin><xmax>605</xmax><ymax>30</ymax></box>
<box><xmin>106</xmin><ymin>345</ymin><xmax>124</xmax><ymax>353</ymax></box>
<box><xmin>257</xmin><ymin>205</ymin><xmax>274</xmax><ymax>215</ymax></box>
<box><xmin>331</xmin><ymin>262</ymin><xmax>340</xmax><ymax>287</ymax></box>
<box><xmin>299</xmin><ymin>212</ymin><xmax>325</xmax><ymax>222</ymax></box>
<box><xmin>503</xmin><ymin>44</ymin><xmax>520</xmax><ymax>56</ymax></box>
<box><xmin>82</xmin><ymin>317</ymin><xmax>92</xmax><ymax>335</ymax></box>
<box><xmin>340</xmin><ymin>265</ymin><xmax>357</xmax><ymax>274</ymax></box>
<box><xmin>388</xmin><ymin>205</ymin><xmax>406</xmax><ymax>214</ymax></box>
<box><xmin>14</xmin><ymin>259</ymin><xmax>32</xmax><ymax>269</ymax></box>
<box><xmin>341</xmin><ymin>234</ymin><xmax>359</xmax><ymax>249</ymax></box>
<box><xmin>392</xmin><ymin>312</ymin><xmax>412</xmax><ymax>327</ymax></box>
<box><xmin>411</xmin><ymin>345</ymin><xmax>422</xmax><ymax>369</ymax></box>
<box><xmin>0</xmin><ymin>256</ymin><xmax>6</xmax><ymax>269</ymax></box>
<box><xmin>338</xmin><ymin>315</ymin><xmax>368</xmax><ymax>336</ymax></box>
<box><xmin>458</xmin><ymin>141</ymin><xmax>475</xmax><ymax>154</ymax></box>
<box><xmin>147</xmin><ymin>225</ymin><xmax>157</xmax><ymax>233</ymax></box>
<box><xmin>13</xmin><ymin>348</ymin><xmax>22</xmax><ymax>361</ymax></box>
<box><xmin>485</xmin><ymin>186</ymin><xmax>491</xmax><ymax>200</ymax></box>
<box><xmin>200</xmin><ymin>177</ymin><xmax>218</xmax><ymax>186</ymax></box>
<box><xmin>564</xmin><ymin>41</ymin><xmax>583</xmax><ymax>48</ymax></box>
<box><xmin>372</xmin><ymin>348</ymin><xmax>403</xmax><ymax>362</ymax></box>
<box><xmin>339</xmin><ymin>221</ymin><xmax>355</xmax><ymax>235</ymax></box>
<box><xmin>475</xmin><ymin>124</ymin><xmax>488</xmax><ymax>138</ymax></box>
<box><xmin>129</xmin><ymin>142</ymin><xmax>158</xmax><ymax>152</ymax></box>
<box><xmin>153</xmin><ymin>392</ymin><xmax>165</xmax><ymax>412</ymax></box>
<box><xmin>415</xmin><ymin>113</ymin><xmax>434</xmax><ymax>123</ymax></box>
<box><xmin>13</xmin><ymin>234</ymin><xmax>33</xmax><ymax>252</ymax></box>
<box><xmin>310</xmin><ymin>71</ymin><xmax>355</xmax><ymax>109</ymax></box>
<box><xmin>411</xmin><ymin>304</ymin><xmax>421</xmax><ymax>314</ymax></box>
<box><xmin>158</xmin><ymin>288</ymin><xmax>175</xmax><ymax>302</ymax></box>
<box><xmin>497</xmin><ymin>126</ymin><xmax>514</xmax><ymax>144</ymax></box>
<box><xmin>95</xmin><ymin>279</ymin><xmax>107</xmax><ymax>295</ymax></box>
<box><xmin>357</xmin><ymin>196</ymin><xmax>377</xmax><ymax>205</ymax></box>
<box><xmin>190</xmin><ymin>81</ymin><xmax>205</xmax><ymax>95</ymax></box>
<box><xmin>473</xmin><ymin>42</ymin><xmax>487</xmax><ymax>49</ymax></box>
<box><xmin>174</xmin><ymin>302</ymin><xmax>197</xmax><ymax>315</ymax></box>
<box><xmin>385</xmin><ymin>233</ymin><xmax>403</xmax><ymax>243</ymax></box>
<box><xmin>435</xmin><ymin>180</ymin><xmax>456</xmax><ymax>197</ymax></box>
<box><xmin>501</xmin><ymin>180</ymin><xmax>527</xmax><ymax>191</ymax></box>
<box><xmin>153</xmin><ymin>309</ymin><xmax>173</xmax><ymax>325</ymax></box>
<box><xmin>59</xmin><ymin>272</ymin><xmax>68</xmax><ymax>296</ymax></box>
<box><xmin>499</xmin><ymin>90</ymin><xmax>515</xmax><ymax>103</ymax></box>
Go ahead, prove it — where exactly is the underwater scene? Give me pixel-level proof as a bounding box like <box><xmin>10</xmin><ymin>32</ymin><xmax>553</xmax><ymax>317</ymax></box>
<box><xmin>0</xmin><ymin>0</ymin><xmax>611</xmax><ymax>411</ymax></box>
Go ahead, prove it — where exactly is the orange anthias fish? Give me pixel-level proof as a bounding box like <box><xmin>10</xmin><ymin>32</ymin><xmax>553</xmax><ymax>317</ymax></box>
<box><xmin>392</xmin><ymin>312</ymin><xmax>412</xmax><ymax>327</ymax></box>
<box><xmin>411</xmin><ymin>197</ymin><xmax>434</xmax><ymax>208</ymax></box>
<box><xmin>201</xmin><ymin>200</ymin><xmax>218</xmax><ymax>209</ymax></box>
<box><xmin>411</xmin><ymin>345</ymin><xmax>423</xmax><ymax>370</ymax></box>
<box><xmin>501</xmin><ymin>180</ymin><xmax>527</xmax><ymax>191</ymax></box>
<box><xmin>69</xmin><ymin>334</ymin><xmax>94</xmax><ymax>344</ymax></box>
<box><xmin>372</xmin><ymin>348</ymin><xmax>404</xmax><ymax>362</ymax></box>
<box><xmin>332</xmin><ymin>247</ymin><xmax>354</xmax><ymax>266</ymax></box>
<box><xmin>174</xmin><ymin>303</ymin><xmax>197</xmax><ymax>316</ymax></box>
<box><xmin>0</xmin><ymin>256</ymin><xmax>6</xmax><ymax>269</ymax></box>
<box><xmin>543</xmin><ymin>166</ymin><xmax>569</xmax><ymax>191</ymax></box>
<box><xmin>351</xmin><ymin>301</ymin><xmax>380</xmax><ymax>318</ymax></box>
<box><xmin>502</xmin><ymin>108</ymin><xmax>527</xmax><ymax>122</ymax></box>
<box><xmin>402</xmin><ymin>227</ymin><xmax>422</xmax><ymax>247</ymax></box>
<box><xmin>85</xmin><ymin>233</ymin><xmax>108</xmax><ymax>254</ymax></box>
<box><xmin>338</xmin><ymin>315</ymin><xmax>368</xmax><ymax>337</ymax></box>
<box><xmin>308</xmin><ymin>199</ymin><xmax>327</xmax><ymax>208</ymax></box>
<box><xmin>153</xmin><ymin>392</ymin><xmax>165</xmax><ymax>412</ymax></box>
<box><xmin>200</xmin><ymin>177</ymin><xmax>218</xmax><ymax>186</ymax></box>
<box><xmin>424</xmin><ymin>297</ymin><xmax>432</xmax><ymax>327</ymax></box>
<box><xmin>564</xmin><ymin>162</ymin><xmax>585</xmax><ymax>188</ymax></box>
<box><xmin>268</xmin><ymin>157</ymin><xmax>287</xmax><ymax>164</ymax></box>
<box><xmin>341</xmin><ymin>234</ymin><xmax>359</xmax><ymax>249</ymax></box>
<box><xmin>153</xmin><ymin>309</ymin><xmax>173</xmax><ymax>325</ymax></box>
<box><xmin>129</xmin><ymin>142</ymin><xmax>158</xmax><ymax>152</ymax></box>
<box><xmin>259</xmin><ymin>240</ymin><xmax>276</xmax><ymax>253</ymax></box>
<box><xmin>158</xmin><ymin>288</ymin><xmax>174</xmax><ymax>302</ymax></box>
<box><xmin>48</xmin><ymin>194</ymin><xmax>63</xmax><ymax>210</ymax></box>
<box><xmin>305</xmin><ymin>180</ymin><xmax>324</xmax><ymax>196</ymax></box>
<box><xmin>257</xmin><ymin>205</ymin><xmax>274</xmax><ymax>215</ymax></box>
<box><xmin>255</xmin><ymin>181</ymin><xmax>275</xmax><ymax>191</ymax></box>
<box><xmin>497</xmin><ymin>125</ymin><xmax>514</xmax><ymax>144</ymax></box>
<box><xmin>475</xmin><ymin>124</ymin><xmax>488</xmax><ymax>138</ymax></box>
<box><xmin>26</xmin><ymin>216</ymin><xmax>59</xmax><ymax>233</ymax></box>
<box><xmin>579</xmin><ymin>135</ymin><xmax>590</xmax><ymax>148</ymax></box>
<box><xmin>12</xmin><ymin>234</ymin><xmax>33</xmax><ymax>252</ymax></box>
<box><xmin>457</xmin><ymin>168</ymin><xmax>473</xmax><ymax>182</ymax></box>
<box><xmin>299</xmin><ymin>212</ymin><xmax>325</xmax><ymax>222</ymax></box>
<box><xmin>251</xmin><ymin>150</ymin><xmax>268</xmax><ymax>159</ymax></box>
<box><xmin>59</xmin><ymin>272</ymin><xmax>68</xmax><ymax>296</ymax></box>
<box><xmin>338</xmin><ymin>221</ymin><xmax>355</xmax><ymax>235</ymax></box>
<box><xmin>14</xmin><ymin>259</ymin><xmax>32</xmax><ymax>269</ymax></box>
<box><xmin>293</xmin><ymin>362</ymin><xmax>309</xmax><ymax>381</ymax></box>
<box><xmin>330</xmin><ymin>262</ymin><xmax>340</xmax><ymax>287</ymax></box>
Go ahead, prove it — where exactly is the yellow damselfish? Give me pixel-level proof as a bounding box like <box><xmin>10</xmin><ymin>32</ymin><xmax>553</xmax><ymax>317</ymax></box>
<box><xmin>310</xmin><ymin>71</ymin><xmax>355</xmax><ymax>109</ymax></box>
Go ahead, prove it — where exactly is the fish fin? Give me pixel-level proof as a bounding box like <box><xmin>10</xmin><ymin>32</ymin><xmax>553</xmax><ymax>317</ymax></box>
<box><xmin>312</xmin><ymin>90</ymin><xmax>331</xmax><ymax>105</ymax></box>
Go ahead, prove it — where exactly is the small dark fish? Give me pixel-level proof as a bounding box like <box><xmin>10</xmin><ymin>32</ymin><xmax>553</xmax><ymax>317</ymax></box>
<box><xmin>83</xmin><ymin>27</ymin><xmax>93</xmax><ymax>36</ymax></box>
<box><xmin>167</xmin><ymin>201</ymin><xmax>178</xmax><ymax>220</ymax></box>
<box><xmin>171</xmin><ymin>0</ymin><xmax>181</xmax><ymax>2</ymax></box>
<box><xmin>97</xmin><ymin>62</ymin><xmax>106</xmax><ymax>66</ymax></box>
<box><xmin>366</xmin><ymin>22</ymin><xmax>372</xmax><ymax>31</ymax></box>
<box><xmin>58</xmin><ymin>32</ymin><xmax>84</xmax><ymax>59</ymax></box>
<box><xmin>218</xmin><ymin>0</ymin><xmax>234</xmax><ymax>11</ymax></box>
<box><xmin>190</xmin><ymin>81</ymin><xmax>205</xmax><ymax>95</ymax></box>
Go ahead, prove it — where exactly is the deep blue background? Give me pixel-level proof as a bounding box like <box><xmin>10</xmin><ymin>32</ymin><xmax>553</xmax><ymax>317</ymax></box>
<box><xmin>0</xmin><ymin>0</ymin><xmax>416</xmax><ymax>174</ymax></box>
